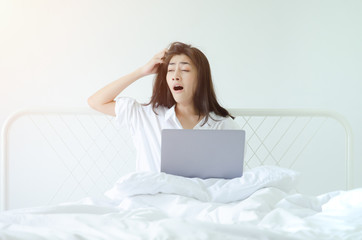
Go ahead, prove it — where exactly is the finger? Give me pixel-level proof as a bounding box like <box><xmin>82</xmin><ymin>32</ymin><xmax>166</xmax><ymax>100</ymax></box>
<box><xmin>155</xmin><ymin>51</ymin><xmax>165</xmax><ymax>59</ymax></box>
<box><xmin>157</xmin><ymin>48</ymin><xmax>167</xmax><ymax>58</ymax></box>
<box><xmin>150</xmin><ymin>58</ymin><xmax>163</xmax><ymax>67</ymax></box>
<box><xmin>161</xmin><ymin>49</ymin><xmax>168</xmax><ymax>60</ymax></box>
<box><xmin>156</xmin><ymin>58</ymin><xmax>164</xmax><ymax>64</ymax></box>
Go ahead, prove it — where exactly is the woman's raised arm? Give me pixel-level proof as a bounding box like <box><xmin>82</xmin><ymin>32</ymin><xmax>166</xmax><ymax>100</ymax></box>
<box><xmin>87</xmin><ymin>49</ymin><xmax>167</xmax><ymax>116</ymax></box>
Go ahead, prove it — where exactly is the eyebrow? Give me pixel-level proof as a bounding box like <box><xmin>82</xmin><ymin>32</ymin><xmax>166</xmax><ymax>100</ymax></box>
<box><xmin>168</xmin><ymin>62</ymin><xmax>190</xmax><ymax>66</ymax></box>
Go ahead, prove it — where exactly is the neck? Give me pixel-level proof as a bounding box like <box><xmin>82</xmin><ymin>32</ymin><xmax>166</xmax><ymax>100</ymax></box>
<box><xmin>175</xmin><ymin>103</ymin><xmax>199</xmax><ymax>118</ymax></box>
<box><xmin>175</xmin><ymin>103</ymin><xmax>205</xmax><ymax>129</ymax></box>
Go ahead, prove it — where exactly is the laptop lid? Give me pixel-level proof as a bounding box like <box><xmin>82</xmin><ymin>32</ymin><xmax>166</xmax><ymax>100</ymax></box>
<box><xmin>161</xmin><ymin>129</ymin><xmax>246</xmax><ymax>179</ymax></box>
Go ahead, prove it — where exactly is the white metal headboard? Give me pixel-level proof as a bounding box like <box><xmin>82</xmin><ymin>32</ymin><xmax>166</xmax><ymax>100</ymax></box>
<box><xmin>1</xmin><ymin>108</ymin><xmax>353</xmax><ymax>211</ymax></box>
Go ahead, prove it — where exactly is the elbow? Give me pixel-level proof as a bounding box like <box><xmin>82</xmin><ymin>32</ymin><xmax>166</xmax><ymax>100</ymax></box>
<box><xmin>87</xmin><ymin>96</ymin><xmax>98</xmax><ymax>110</ymax></box>
<box><xmin>87</xmin><ymin>96</ymin><xmax>116</xmax><ymax>116</ymax></box>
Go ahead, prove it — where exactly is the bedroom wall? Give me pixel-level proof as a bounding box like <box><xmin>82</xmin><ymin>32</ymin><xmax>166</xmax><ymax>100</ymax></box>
<box><xmin>1</xmin><ymin>0</ymin><xmax>361</xmax><ymax>188</ymax></box>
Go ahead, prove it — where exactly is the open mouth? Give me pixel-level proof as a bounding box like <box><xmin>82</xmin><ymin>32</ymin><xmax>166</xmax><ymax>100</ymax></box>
<box><xmin>173</xmin><ymin>85</ymin><xmax>184</xmax><ymax>91</ymax></box>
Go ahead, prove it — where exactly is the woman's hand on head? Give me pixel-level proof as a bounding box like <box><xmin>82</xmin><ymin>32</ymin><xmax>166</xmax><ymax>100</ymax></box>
<box><xmin>139</xmin><ymin>49</ymin><xmax>167</xmax><ymax>77</ymax></box>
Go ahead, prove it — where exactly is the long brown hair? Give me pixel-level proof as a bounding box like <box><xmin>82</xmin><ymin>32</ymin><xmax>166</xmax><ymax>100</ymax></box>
<box><xmin>147</xmin><ymin>42</ymin><xmax>234</xmax><ymax>124</ymax></box>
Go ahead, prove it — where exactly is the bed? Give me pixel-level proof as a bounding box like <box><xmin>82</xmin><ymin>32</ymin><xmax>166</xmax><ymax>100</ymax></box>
<box><xmin>0</xmin><ymin>107</ymin><xmax>360</xmax><ymax>240</ymax></box>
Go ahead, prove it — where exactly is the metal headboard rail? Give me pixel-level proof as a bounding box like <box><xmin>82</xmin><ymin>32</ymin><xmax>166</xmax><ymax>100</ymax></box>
<box><xmin>1</xmin><ymin>108</ymin><xmax>102</xmax><ymax>211</ymax></box>
<box><xmin>1</xmin><ymin>108</ymin><xmax>354</xmax><ymax>211</ymax></box>
<box><xmin>229</xmin><ymin>108</ymin><xmax>353</xmax><ymax>190</ymax></box>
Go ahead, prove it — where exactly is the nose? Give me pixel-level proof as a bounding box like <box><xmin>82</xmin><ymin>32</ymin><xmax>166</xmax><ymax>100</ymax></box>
<box><xmin>172</xmin><ymin>69</ymin><xmax>181</xmax><ymax>81</ymax></box>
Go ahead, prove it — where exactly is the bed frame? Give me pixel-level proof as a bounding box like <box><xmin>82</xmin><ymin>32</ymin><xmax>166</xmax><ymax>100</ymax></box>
<box><xmin>1</xmin><ymin>108</ymin><xmax>353</xmax><ymax>211</ymax></box>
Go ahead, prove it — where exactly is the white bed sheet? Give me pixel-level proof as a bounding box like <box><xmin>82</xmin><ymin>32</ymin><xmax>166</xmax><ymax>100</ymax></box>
<box><xmin>0</xmin><ymin>167</ymin><xmax>361</xmax><ymax>240</ymax></box>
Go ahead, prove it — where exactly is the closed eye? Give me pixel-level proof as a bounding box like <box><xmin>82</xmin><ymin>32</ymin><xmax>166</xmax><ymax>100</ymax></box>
<box><xmin>167</xmin><ymin>69</ymin><xmax>189</xmax><ymax>72</ymax></box>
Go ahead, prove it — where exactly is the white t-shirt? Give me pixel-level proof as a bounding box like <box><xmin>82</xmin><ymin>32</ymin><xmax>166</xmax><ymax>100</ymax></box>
<box><xmin>114</xmin><ymin>97</ymin><xmax>241</xmax><ymax>172</ymax></box>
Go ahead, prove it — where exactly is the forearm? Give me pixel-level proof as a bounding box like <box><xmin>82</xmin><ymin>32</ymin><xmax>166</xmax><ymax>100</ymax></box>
<box><xmin>88</xmin><ymin>68</ymin><xmax>144</xmax><ymax>108</ymax></box>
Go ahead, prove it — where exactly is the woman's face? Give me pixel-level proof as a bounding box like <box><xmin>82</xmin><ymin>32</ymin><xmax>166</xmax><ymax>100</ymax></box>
<box><xmin>166</xmin><ymin>54</ymin><xmax>198</xmax><ymax>106</ymax></box>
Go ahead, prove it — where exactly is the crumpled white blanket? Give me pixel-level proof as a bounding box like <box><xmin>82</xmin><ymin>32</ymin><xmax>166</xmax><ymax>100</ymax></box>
<box><xmin>105</xmin><ymin>166</ymin><xmax>299</xmax><ymax>203</ymax></box>
<box><xmin>1</xmin><ymin>165</ymin><xmax>362</xmax><ymax>240</ymax></box>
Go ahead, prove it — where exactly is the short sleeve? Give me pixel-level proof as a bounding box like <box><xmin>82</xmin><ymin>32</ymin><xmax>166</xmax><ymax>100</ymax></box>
<box><xmin>114</xmin><ymin>97</ymin><xmax>141</xmax><ymax>134</ymax></box>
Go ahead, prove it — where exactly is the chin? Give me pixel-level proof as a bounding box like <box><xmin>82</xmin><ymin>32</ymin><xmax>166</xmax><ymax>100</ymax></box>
<box><xmin>171</xmin><ymin>94</ymin><xmax>192</xmax><ymax>105</ymax></box>
<box><xmin>171</xmin><ymin>95</ymin><xmax>181</xmax><ymax>103</ymax></box>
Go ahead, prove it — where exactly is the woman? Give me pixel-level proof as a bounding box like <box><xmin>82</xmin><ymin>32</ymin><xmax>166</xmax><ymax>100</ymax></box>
<box><xmin>88</xmin><ymin>42</ymin><xmax>240</xmax><ymax>172</ymax></box>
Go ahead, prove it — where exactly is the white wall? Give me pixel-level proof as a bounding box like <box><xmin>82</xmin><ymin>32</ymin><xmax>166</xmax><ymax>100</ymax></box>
<box><xmin>1</xmin><ymin>0</ymin><xmax>361</xmax><ymax>187</ymax></box>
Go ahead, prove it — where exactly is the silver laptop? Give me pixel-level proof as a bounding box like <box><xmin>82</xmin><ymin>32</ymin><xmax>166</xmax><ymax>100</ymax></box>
<box><xmin>161</xmin><ymin>129</ymin><xmax>246</xmax><ymax>179</ymax></box>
